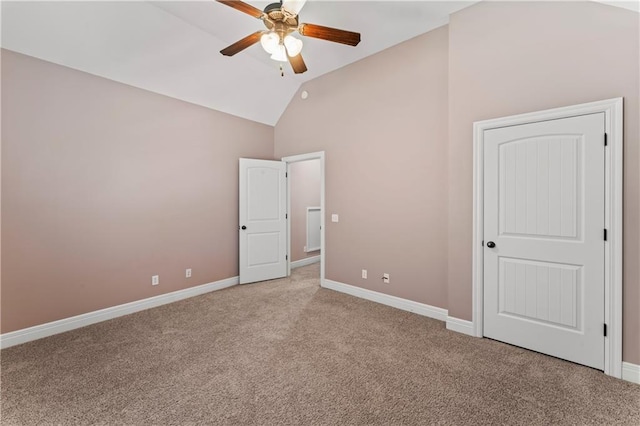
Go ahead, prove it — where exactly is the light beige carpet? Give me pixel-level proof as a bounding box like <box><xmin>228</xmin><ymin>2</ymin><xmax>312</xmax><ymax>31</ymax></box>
<box><xmin>1</xmin><ymin>263</ymin><xmax>639</xmax><ymax>425</ymax></box>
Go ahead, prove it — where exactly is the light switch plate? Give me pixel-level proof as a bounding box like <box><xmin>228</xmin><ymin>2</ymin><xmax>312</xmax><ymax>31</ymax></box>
<box><xmin>331</xmin><ymin>214</ymin><xmax>339</xmax><ymax>223</ymax></box>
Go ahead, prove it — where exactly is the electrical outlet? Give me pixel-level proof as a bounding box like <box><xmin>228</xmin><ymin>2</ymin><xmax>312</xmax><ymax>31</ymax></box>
<box><xmin>362</xmin><ymin>269</ymin><xmax>367</xmax><ymax>279</ymax></box>
<box><xmin>382</xmin><ymin>273</ymin><xmax>390</xmax><ymax>284</ymax></box>
<box><xmin>152</xmin><ymin>275</ymin><xmax>159</xmax><ymax>286</ymax></box>
<box><xmin>186</xmin><ymin>268</ymin><xmax>192</xmax><ymax>278</ymax></box>
<box><xmin>304</xmin><ymin>246</ymin><xmax>307</xmax><ymax>252</ymax></box>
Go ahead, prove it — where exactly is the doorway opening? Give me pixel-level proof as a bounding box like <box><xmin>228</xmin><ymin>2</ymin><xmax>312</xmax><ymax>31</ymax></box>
<box><xmin>282</xmin><ymin>152</ymin><xmax>326</xmax><ymax>283</ymax></box>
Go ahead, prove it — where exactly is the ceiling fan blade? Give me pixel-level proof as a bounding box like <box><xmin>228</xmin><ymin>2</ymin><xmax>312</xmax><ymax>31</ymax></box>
<box><xmin>299</xmin><ymin>23</ymin><xmax>361</xmax><ymax>46</ymax></box>
<box><xmin>288</xmin><ymin>53</ymin><xmax>308</xmax><ymax>74</ymax></box>
<box><xmin>216</xmin><ymin>0</ymin><xmax>265</xmax><ymax>19</ymax></box>
<box><xmin>220</xmin><ymin>31</ymin><xmax>264</xmax><ymax>56</ymax></box>
<box><xmin>282</xmin><ymin>0</ymin><xmax>307</xmax><ymax>15</ymax></box>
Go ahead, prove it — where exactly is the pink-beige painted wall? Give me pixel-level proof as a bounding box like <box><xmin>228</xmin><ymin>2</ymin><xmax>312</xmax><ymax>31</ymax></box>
<box><xmin>447</xmin><ymin>1</ymin><xmax>640</xmax><ymax>363</ymax></box>
<box><xmin>289</xmin><ymin>159</ymin><xmax>321</xmax><ymax>262</ymax></box>
<box><xmin>0</xmin><ymin>50</ymin><xmax>3</xmax><ymax>321</ymax></box>
<box><xmin>1</xmin><ymin>49</ymin><xmax>274</xmax><ymax>333</ymax></box>
<box><xmin>275</xmin><ymin>26</ymin><xmax>450</xmax><ymax>309</ymax></box>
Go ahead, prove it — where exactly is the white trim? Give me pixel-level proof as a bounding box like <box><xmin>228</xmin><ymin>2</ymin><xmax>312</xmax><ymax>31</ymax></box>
<box><xmin>322</xmin><ymin>279</ymin><xmax>448</xmax><ymax>322</ymax></box>
<box><xmin>281</xmin><ymin>152</ymin><xmax>325</xmax><ymax>284</ymax></box>
<box><xmin>305</xmin><ymin>206</ymin><xmax>321</xmax><ymax>252</ymax></box>
<box><xmin>290</xmin><ymin>255</ymin><xmax>321</xmax><ymax>269</ymax></box>
<box><xmin>621</xmin><ymin>362</ymin><xmax>640</xmax><ymax>384</ymax></box>
<box><xmin>472</xmin><ymin>98</ymin><xmax>624</xmax><ymax>378</ymax></box>
<box><xmin>0</xmin><ymin>276</ymin><xmax>238</xmax><ymax>349</ymax></box>
<box><xmin>446</xmin><ymin>316</ymin><xmax>475</xmax><ymax>336</ymax></box>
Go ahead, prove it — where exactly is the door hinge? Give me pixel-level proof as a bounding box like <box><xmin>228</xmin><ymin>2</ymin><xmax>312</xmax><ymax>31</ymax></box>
<box><xmin>285</xmin><ymin>172</ymin><xmax>288</xmax><ymax>178</ymax></box>
<box><xmin>604</xmin><ymin>133</ymin><xmax>608</xmax><ymax>146</ymax></box>
<box><xmin>481</xmin><ymin>240</ymin><xmax>484</xmax><ymax>247</ymax></box>
<box><xmin>604</xmin><ymin>228</ymin><xmax>608</xmax><ymax>241</ymax></box>
<box><xmin>604</xmin><ymin>323</ymin><xmax>607</xmax><ymax>337</ymax></box>
<box><xmin>286</xmin><ymin>255</ymin><xmax>288</xmax><ymax>260</ymax></box>
<box><xmin>286</xmin><ymin>213</ymin><xmax>288</xmax><ymax>219</ymax></box>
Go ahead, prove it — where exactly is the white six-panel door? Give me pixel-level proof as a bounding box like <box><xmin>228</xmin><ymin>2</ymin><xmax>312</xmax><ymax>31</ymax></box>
<box><xmin>483</xmin><ymin>113</ymin><xmax>605</xmax><ymax>370</ymax></box>
<box><xmin>239</xmin><ymin>158</ymin><xmax>287</xmax><ymax>284</ymax></box>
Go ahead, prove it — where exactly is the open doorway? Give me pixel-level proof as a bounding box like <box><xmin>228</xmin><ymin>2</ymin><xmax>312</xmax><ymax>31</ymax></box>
<box><xmin>282</xmin><ymin>152</ymin><xmax>325</xmax><ymax>283</ymax></box>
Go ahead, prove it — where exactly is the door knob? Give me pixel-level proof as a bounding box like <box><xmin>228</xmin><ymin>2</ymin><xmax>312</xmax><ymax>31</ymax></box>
<box><xmin>486</xmin><ymin>241</ymin><xmax>496</xmax><ymax>248</ymax></box>
<box><xmin>241</xmin><ymin>225</ymin><xmax>247</xmax><ymax>230</ymax></box>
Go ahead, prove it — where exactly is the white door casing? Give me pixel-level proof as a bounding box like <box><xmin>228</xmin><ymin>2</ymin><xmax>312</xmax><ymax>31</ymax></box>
<box><xmin>472</xmin><ymin>98</ymin><xmax>623</xmax><ymax>378</ymax></box>
<box><xmin>483</xmin><ymin>113</ymin><xmax>605</xmax><ymax>370</ymax></box>
<box><xmin>239</xmin><ymin>158</ymin><xmax>287</xmax><ymax>284</ymax></box>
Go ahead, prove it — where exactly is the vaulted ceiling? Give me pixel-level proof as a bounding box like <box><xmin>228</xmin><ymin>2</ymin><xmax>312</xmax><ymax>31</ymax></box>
<box><xmin>2</xmin><ymin>1</ymin><xmax>637</xmax><ymax>125</ymax></box>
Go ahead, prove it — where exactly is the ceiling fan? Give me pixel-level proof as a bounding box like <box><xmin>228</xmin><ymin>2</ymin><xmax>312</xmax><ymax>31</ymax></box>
<box><xmin>217</xmin><ymin>0</ymin><xmax>361</xmax><ymax>74</ymax></box>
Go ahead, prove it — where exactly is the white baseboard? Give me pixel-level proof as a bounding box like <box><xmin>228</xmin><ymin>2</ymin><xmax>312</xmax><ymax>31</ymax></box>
<box><xmin>622</xmin><ymin>362</ymin><xmax>640</xmax><ymax>384</ymax></box>
<box><xmin>0</xmin><ymin>276</ymin><xmax>239</xmax><ymax>349</ymax></box>
<box><xmin>446</xmin><ymin>316</ymin><xmax>476</xmax><ymax>337</ymax></box>
<box><xmin>290</xmin><ymin>255</ymin><xmax>321</xmax><ymax>269</ymax></box>
<box><xmin>321</xmin><ymin>279</ymin><xmax>448</xmax><ymax>322</ymax></box>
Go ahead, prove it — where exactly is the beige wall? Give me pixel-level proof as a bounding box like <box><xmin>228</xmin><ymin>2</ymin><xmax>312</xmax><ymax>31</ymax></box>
<box><xmin>275</xmin><ymin>26</ymin><xmax>450</xmax><ymax>308</ymax></box>
<box><xmin>289</xmin><ymin>159</ymin><xmax>321</xmax><ymax>262</ymax></box>
<box><xmin>447</xmin><ymin>1</ymin><xmax>639</xmax><ymax>363</ymax></box>
<box><xmin>0</xmin><ymin>50</ymin><xmax>3</xmax><ymax>320</ymax></box>
<box><xmin>1</xmin><ymin>50</ymin><xmax>274</xmax><ymax>333</ymax></box>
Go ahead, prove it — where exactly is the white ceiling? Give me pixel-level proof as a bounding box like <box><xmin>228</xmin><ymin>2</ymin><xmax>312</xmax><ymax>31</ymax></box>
<box><xmin>1</xmin><ymin>1</ymin><xmax>476</xmax><ymax>125</ymax></box>
<box><xmin>2</xmin><ymin>1</ymin><xmax>637</xmax><ymax>125</ymax></box>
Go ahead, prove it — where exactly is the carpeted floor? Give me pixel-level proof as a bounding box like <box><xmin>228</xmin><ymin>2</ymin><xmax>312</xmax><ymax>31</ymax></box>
<box><xmin>1</xmin><ymin>263</ymin><xmax>639</xmax><ymax>425</ymax></box>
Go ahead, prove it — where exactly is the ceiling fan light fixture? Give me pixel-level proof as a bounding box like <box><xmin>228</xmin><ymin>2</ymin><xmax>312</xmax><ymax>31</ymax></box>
<box><xmin>284</xmin><ymin>35</ymin><xmax>303</xmax><ymax>57</ymax></box>
<box><xmin>260</xmin><ymin>31</ymin><xmax>279</xmax><ymax>54</ymax></box>
<box><xmin>217</xmin><ymin>0</ymin><xmax>360</xmax><ymax>74</ymax></box>
<box><xmin>270</xmin><ymin>44</ymin><xmax>288</xmax><ymax>62</ymax></box>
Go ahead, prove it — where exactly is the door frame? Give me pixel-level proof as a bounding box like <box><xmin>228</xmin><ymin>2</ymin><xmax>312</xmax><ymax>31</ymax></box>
<box><xmin>471</xmin><ymin>98</ymin><xmax>623</xmax><ymax>378</ymax></box>
<box><xmin>281</xmin><ymin>151</ymin><xmax>326</xmax><ymax>283</ymax></box>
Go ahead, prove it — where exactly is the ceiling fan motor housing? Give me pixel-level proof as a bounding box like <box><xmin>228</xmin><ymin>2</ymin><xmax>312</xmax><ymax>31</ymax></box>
<box><xmin>263</xmin><ymin>2</ymin><xmax>299</xmax><ymax>33</ymax></box>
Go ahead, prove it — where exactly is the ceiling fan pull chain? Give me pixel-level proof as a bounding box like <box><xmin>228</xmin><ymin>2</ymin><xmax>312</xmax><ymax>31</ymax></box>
<box><xmin>280</xmin><ymin>63</ymin><xmax>284</xmax><ymax>77</ymax></box>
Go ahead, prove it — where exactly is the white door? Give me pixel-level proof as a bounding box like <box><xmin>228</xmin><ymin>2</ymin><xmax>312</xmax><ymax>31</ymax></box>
<box><xmin>483</xmin><ymin>113</ymin><xmax>605</xmax><ymax>370</ymax></box>
<box><xmin>239</xmin><ymin>158</ymin><xmax>287</xmax><ymax>284</ymax></box>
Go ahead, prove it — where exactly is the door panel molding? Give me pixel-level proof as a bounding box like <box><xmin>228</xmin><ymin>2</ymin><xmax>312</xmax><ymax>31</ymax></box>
<box><xmin>472</xmin><ymin>98</ymin><xmax>623</xmax><ymax>378</ymax></box>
